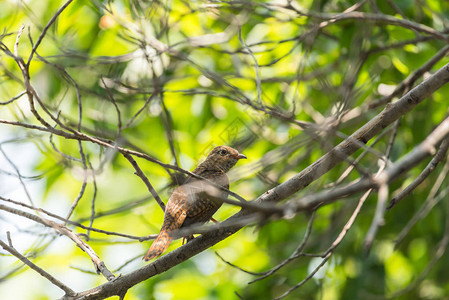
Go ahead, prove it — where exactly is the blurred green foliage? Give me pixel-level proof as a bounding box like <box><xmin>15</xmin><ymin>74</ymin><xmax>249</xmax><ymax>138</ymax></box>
<box><xmin>1</xmin><ymin>0</ymin><xmax>449</xmax><ymax>299</ymax></box>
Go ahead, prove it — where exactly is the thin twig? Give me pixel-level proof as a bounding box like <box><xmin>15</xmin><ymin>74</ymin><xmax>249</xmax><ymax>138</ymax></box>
<box><xmin>0</xmin><ymin>145</ymin><xmax>35</xmax><ymax>206</ymax></box>
<box><xmin>100</xmin><ymin>76</ymin><xmax>122</xmax><ymax>137</ymax></box>
<box><xmin>0</xmin><ymin>204</ymin><xmax>115</xmax><ymax>281</ymax></box>
<box><xmin>388</xmin><ymin>194</ymin><xmax>449</xmax><ymax>299</ymax></box>
<box><xmin>363</xmin><ymin>183</ymin><xmax>388</xmax><ymax>252</ymax></box>
<box><xmin>249</xmin><ymin>210</ymin><xmax>317</xmax><ymax>283</ymax></box>
<box><xmin>0</xmin><ymin>239</ymin><xmax>76</xmax><ymax>296</ymax></box>
<box><xmin>65</xmin><ymin>180</ymin><xmax>88</xmax><ymax>222</ymax></box>
<box><xmin>86</xmin><ymin>158</ymin><xmax>98</xmax><ymax>240</ymax></box>
<box><xmin>6</xmin><ymin>231</ymin><xmax>13</xmax><ymax>247</ymax></box>
<box><xmin>238</xmin><ymin>23</ymin><xmax>263</xmax><ymax>109</ymax></box>
<box><xmin>362</xmin><ymin>119</ymin><xmax>398</xmax><ymax>252</ymax></box>
<box><xmin>388</xmin><ymin>138</ymin><xmax>449</xmax><ymax>210</ymax></box>
<box><xmin>123</xmin><ymin>153</ymin><xmax>166</xmax><ymax>211</ymax></box>
<box><xmin>215</xmin><ymin>252</ymin><xmax>264</xmax><ymax>276</ymax></box>
<box><xmin>160</xmin><ymin>96</ymin><xmax>179</xmax><ymax>167</ymax></box>
<box><xmin>273</xmin><ymin>252</ymin><xmax>331</xmax><ymax>300</ymax></box>
<box><xmin>327</xmin><ymin>126</ymin><xmax>393</xmax><ymax>188</ymax></box>
<box><xmin>0</xmin><ymin>196</ymin><xmax>156</xmax><ymax>241</ymax></box>
<box><xmin>0</xmin><ymin>91</ymin><xmax>26</xmax><ymax>105</ymax></box>
<box><xmin>26</xmin><ymin>0</ymin><xmax>74</xmax><ymax>68</ymax></box>
<box><xmin>63</xmin><ymin>72</ymin><xmax>449</xmax><ymax>298</ymax></box>
<box><xmin>49</xmin><ymin>131</ymin><xmax>82</xmax><ymax>162</ymax></box>
<box><xmin>394</xmin><ymin>186</ymin><xmax>449</xmax><ymax>247</ymax></box>
<box><xmin>272</xmin><ymin>188</ymin><xmax>371</xmax><ymax>299</ymax></box>
<box><xmin>14</xmin><ymin>24</ymin><xmax>25</xmax><ymax>57</ymax></box>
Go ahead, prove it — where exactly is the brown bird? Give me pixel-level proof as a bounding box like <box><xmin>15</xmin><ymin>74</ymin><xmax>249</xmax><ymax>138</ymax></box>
<box><xmin>143</xmin><ymin>145</ymin><xmax>246</xmax><ymax>261</ymax></box>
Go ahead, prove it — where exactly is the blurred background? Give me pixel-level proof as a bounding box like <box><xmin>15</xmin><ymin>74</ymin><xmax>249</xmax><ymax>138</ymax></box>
<box><xmin>1</xmin><ymin>0</ymin><xmax>449</xmax><ymax>299</ymax></box>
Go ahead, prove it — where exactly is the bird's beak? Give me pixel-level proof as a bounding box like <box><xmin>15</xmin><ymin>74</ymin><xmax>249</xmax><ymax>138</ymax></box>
<box><xmin>235</xmin><ymin>153</ymin><xmax>247</xmax><ymax>160</ymax></box>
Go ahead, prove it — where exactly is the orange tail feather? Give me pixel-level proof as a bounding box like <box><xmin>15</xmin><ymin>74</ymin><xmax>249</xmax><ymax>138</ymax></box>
<box><xmin>143</xmin><ymin>230</ymin><xmax>172</xmax><ymax>261</ymax></box>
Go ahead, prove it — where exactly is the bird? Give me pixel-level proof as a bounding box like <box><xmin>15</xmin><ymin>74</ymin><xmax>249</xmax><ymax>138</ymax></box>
<box><xmin>143</xmin><ymin>145</ymin><xmax>246</xmax><ymax>261</ymax></box>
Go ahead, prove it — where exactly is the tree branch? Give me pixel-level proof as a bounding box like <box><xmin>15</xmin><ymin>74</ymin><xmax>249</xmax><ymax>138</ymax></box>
<box><xmin>65</xmin><ymin>62</ymin><xmax>449</xmax><ymax>299</ymax></box>
<box><xmin>0</xmin><ymin>239</ymin><xmax>76</xmax><ymax>296</ymax></box>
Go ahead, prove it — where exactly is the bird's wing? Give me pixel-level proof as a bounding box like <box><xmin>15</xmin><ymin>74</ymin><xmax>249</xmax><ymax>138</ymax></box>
<box><xmin>184</xmin><ymin>170</ymin><xmax>229</xmax><ymax>220</ymax></box>
<box><xmin>143</xmin><ymin>186</ymin><xmax>187</xmax><ymax>261</ymax></box>
<box><xmin>161</xmin><ymin>186</ymin><xmax>188</xmax><ymax>232</ymax></box>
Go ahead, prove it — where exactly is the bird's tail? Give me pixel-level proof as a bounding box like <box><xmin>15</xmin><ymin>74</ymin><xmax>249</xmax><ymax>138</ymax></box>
<box><xmin>143</xmin><ymin>230</ymin><xmax>172</xmax><ymax>261</ymax></box>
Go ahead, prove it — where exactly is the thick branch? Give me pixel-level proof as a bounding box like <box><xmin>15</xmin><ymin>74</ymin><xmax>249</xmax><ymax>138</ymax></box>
<box><xmin>67</xmin><ymin>62</ymin><xmax>449</xmax><ymax>299</ymax></box>
<box><xmin>260</xmin><ymin>62</ymin><xmax>449</xmax><ymax>204</ymax></box>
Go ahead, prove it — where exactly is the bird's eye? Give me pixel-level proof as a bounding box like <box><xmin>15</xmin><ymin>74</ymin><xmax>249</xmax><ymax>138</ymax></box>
<box><xmin>219</xmin><ymin>149</ymin><xmax>228</xmax><ymax>156</ymax></box>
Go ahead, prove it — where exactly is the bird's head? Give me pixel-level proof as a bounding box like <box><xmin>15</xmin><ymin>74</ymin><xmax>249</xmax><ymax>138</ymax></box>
<box><xmin>203</xmin><ymin>145</ymin><xmax>247</xmax><ymax>173</ymax></box>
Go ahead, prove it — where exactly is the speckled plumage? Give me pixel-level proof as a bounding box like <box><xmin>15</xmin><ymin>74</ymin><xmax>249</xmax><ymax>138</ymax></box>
<box><xmin>143</xmin><ymin>146</ymin><xmax>246</xmax><ymax>261</ymax></box>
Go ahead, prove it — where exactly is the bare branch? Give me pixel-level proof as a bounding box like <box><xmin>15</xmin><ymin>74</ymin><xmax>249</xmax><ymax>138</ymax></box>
<box><xmin>26</xmin><ymin>0</ymin><xmax>74</xmax><ymax>68</ymax></box>
<box><xmin>289</xmin><ymin>8</ymin><xmax>449</xmax><ymax>42</ymax></box>
<box><xmin>248</xmin><ymin>210</ymin><xmax>317</xmax><ymax>283</ymax></box>
<box><xmin>273</xmin><ymin>252</ymin><xmax>332</xmax><ymax>300</ymax></box>
<box><xmin>64</xmin><ymin>63</ymin><xmax>449</xmax><ymax>299</ymax></box>
<box><xmin>123</xmin><ymin>153</ymin><xmax>166</xmax><ymax>212</ymax></box>
<box><xmin>291</xmin><ymin>114</ymin><xmax>449</xmax><ymax>212</ymax></box>
<box><xmin>388</xmin><ymin>198</ymin><xmax>449</xmax><ymax>298</ymax></box>
<box><xmin>394</xmin><ymin>158</ymin><xmax>449</xmax><ymax>246</ymax></box>
<box><xmin>215</xmin><ymin>252</ymin><xmax>264</xmax><ymax>276</ymax></box>
<box><xmin>0</xmin><ymin>239</ymin><xmax>76</xmax><ymax>296</ymax></box>
<box><xmin>388</xmin><ymin>138</ymin><xmax>449</xmax><ymax>210</ymax></box>
<box><xmin>269</xmin><ymin>62</ymin><xmax>449</xmax><ymax>207</ymax></box>
<box><xmin>363</xmin><ymin>183</ymin><xmax>388</xmax><ymax>252</ymax></box>
<box><xmin>0</xmin><ymin>204</ymin><xmax>115</xmax><ymax>281</ymax></box>
<box><xmin>0</xmin><ymin>91</ymin><xmax>26</xmax><ymax>105</ymax></box>
<box><xmin>0</xmin><ymin>145</ymin><xmax>35</xmax><ymax>206</ymax></box>
<box><xmin>86</xmin><ymin>158</ymin><xmax>98</xmax><ymax>240</ymax></box>
<box><xmin>2</xmin><ymin>2</ymin><xmax>449</xmax><ymax>298</ymax></box>
<box><xmin>0</xmin><ymin>196</ymin><xmax>157</xmax><ymax>241</ymax></box>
